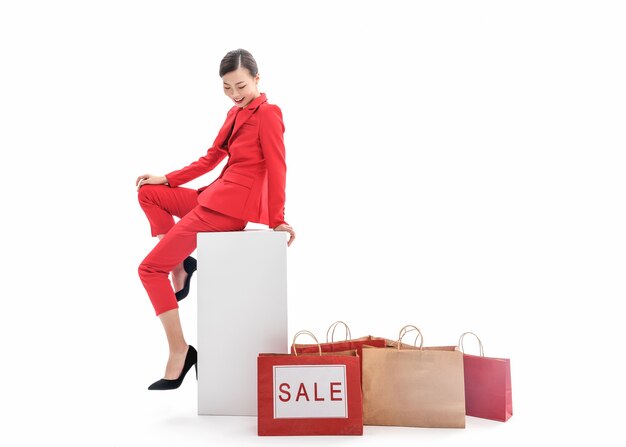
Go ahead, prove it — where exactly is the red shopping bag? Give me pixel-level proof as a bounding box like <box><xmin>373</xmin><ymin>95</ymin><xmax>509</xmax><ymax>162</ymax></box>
<box><xmin>459</xmin><ymin>332</ymin><xmax>513</xmax><ymax>422</ymax></box>
<box><xmin>257</xmin><ymin>330</ymin><xmax>363</xmax><ymax>436</ymax></box>
<box><xmin>290</xmin><ymin>321</ymin><xmax>387</xmax><ymax>375</ymax></box>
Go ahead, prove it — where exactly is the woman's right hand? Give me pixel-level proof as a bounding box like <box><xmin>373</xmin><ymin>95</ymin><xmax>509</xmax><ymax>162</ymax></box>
<box><xmin>136</xmin><ymin>174</ymin><xmax>168</xmax><ymax>191</ymax></box>
<box><xmin>273</xmin><ymin>223</ymin><xmax>296</xmax><ymax>247</ymax></box>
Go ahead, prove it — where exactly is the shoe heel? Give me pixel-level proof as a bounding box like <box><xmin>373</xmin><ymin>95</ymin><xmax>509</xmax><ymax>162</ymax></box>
<box><xmin>195</xmin><ymin>362</ymin><xmax>198</xmax><ymax>380</ymax></box>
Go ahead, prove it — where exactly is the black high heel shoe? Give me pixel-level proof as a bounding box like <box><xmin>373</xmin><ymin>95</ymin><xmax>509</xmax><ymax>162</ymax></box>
<box><xmin>175</xmin><ymin>256</ymin><xmax>197</xmax><ymax>302</ymax></box>
<box><xmin>148</xmin><ymin>345</ymin><xmax>198</xmax><ymax>390</ymax></box>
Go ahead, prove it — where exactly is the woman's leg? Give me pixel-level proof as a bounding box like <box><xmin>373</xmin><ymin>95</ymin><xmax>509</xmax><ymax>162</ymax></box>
<box><xmin>138</xmin><ymin>205</ymin><xmax>247</xmax><ymax>379</ymax></box>
<box><xmin>157</xmin><ymin>308</ymin><xmax>189</xmax><ymax>379</ymax></box>
<box><xmin>138</xmin><ymin>184</ymin><xmax>199</xmax><ymax>292</ymax></box>
<box><xmin>157</xmin><ymin>234</ymin><xmax>187</xmax><ymax>293</ymax></box>
<box><xmin>137</xmin><ymin>184</ymin><xmax>199</xmax><ymax>235</ymax></box>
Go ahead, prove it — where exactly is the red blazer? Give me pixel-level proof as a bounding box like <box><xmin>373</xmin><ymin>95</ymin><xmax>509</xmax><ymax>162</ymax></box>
<box><xmin>164</xmin><ymin>93</ymin><xmax>288</xmax><ymax>228</ymax></box>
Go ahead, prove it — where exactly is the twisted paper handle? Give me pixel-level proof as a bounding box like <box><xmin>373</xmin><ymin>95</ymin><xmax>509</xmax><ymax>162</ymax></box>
<box><xmin>458</xmin><ymin>331</ymin><xmax>485</xmax><ymax>357</ymax></box>
<box><xmin>396</xmin><ymin>324</ymin><xmax>424</xmax><ymax>350</ymax></box>
<box><xmin>326</xmin><ymin>320</ymin><xmax>352</xmax><ymax>343</ymax></box>
<box><xmin>292</xmin><ymin>330</ymin><xmax>322</xmax><ymax>356</ymax></box>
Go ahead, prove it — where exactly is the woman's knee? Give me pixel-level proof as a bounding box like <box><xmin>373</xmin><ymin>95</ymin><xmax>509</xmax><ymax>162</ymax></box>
<box><xmin>138</xmin><ymin>256</ymin><xmax>160</xmax><ymax>279</ymax></box>
<box><xmin>138</xmin><ymin>253</ymin><xmax>172</xmax><ymax>280</ymax></box>
<box><xmin>137</xmin><ymin>260</ymin><xmax>150</xmax><ymax>279</ymax></box>
<box><xmin>137</xmin><ymin>184</ymin><xmax>164</xmax><ymax>203</ymax></box>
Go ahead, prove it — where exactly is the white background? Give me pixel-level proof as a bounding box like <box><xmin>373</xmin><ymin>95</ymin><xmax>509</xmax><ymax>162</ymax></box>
<box><xmin>1</xmin><ymin>0</ymin><xmax>624</xmax><ymax>445</ymax></box>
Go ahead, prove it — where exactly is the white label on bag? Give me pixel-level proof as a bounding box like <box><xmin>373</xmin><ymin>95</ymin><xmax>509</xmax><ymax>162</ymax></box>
<box><xmin>273</xmin><ymin>365</ymin><xmax>348</xmax><ymax>419</ymax></box>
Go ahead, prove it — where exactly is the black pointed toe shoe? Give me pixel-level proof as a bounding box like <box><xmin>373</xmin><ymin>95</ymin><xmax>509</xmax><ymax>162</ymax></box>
<box><xmin>148</xmin><ymin>345</ymin><xmax>198</xmax><ymax>391</ymax></box>
<box><xmin>175</xmin><ymin>256</ymin><xmax>197</xmax><ymax>302</ymax></box>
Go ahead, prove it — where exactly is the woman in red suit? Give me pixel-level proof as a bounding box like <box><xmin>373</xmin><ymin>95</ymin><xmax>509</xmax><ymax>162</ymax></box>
<box><xmin>136</xmin><ymin>49</ymin><xmax>296</xmax><ymax>390</ymax></box>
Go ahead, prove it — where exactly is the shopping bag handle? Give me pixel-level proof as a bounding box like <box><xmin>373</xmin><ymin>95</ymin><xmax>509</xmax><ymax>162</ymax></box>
<box><xmin>292</xmin><ymin>330</ymin><xmax>323</xmax><ymax>356</ymax></box>
<box><xmin>326</xmin><ymin>320</ymin><xmax>352</xmax><ymax>343</ymax></box>
<box><xmin>396</xmin><ymin>324</ymin><xmax>424</xmax><ymax>350</ymax></box>
<box><xmin>458</xmin><ymin>332</ymin><xmax>485</xmax><ymax>357</ymax></box>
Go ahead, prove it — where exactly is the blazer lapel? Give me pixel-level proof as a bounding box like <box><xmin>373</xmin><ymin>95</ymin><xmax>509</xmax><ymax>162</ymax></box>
<box><xmin>214</xmin><ymin>108</ymin><xmax>239</xmax><ymax>148</ymax></box>
<box><xmin>226</xmin><ymin>93</ymin><xmax>268</xmax><ymax>146</ymax></box>
<box><xmin>227</xmin><ymin>107</ymin><xmax>253</xmax><ymax>147</ymax></box>
<box><xmin>213</xmin><ymin>93</ymin><xmax>269</xmax><ymax>148</ymax></box>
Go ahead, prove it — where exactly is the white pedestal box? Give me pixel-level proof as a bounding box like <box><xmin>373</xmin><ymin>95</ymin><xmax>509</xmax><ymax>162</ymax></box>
<box><xmin>196</xmin><ymin>229</ymin><xmax>288</xmax><ymax>415</ymax></box>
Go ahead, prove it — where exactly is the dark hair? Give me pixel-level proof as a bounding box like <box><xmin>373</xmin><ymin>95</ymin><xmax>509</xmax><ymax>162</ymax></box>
<box><xmin>219</xmin><ymin>48</ymin><xmax>258</xmax><ymax>78</ymax></box>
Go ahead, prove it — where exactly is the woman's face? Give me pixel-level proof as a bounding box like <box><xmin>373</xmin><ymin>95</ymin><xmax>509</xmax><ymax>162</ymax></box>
<box><xmin>222</xmin><ymin>67</ymin><xmax>260</xmax><ymax>108</ymax></box>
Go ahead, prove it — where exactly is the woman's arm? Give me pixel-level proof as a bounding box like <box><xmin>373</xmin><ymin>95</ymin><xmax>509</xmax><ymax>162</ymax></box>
<box><xmin>259</xmin><ymin>104</ymin><xmax>288</xmax><ymax>228</ymax></box>
<box><xmin>164</xmin><ymin>144</ymin><xmax>229</xmax><ymax>188</ymax></box>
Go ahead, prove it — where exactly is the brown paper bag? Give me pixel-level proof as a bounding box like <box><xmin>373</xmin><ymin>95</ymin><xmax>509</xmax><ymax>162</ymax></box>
<box><xmin>362</xmin><ymin>325</ymin><xmax>466</xmax><ymax>428</ymax></box>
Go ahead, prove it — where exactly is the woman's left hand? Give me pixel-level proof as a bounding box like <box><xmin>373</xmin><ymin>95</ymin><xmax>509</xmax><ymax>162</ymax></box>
<box><xmin>273</xmin><ymin>223</ymin><xmax>296</xmax><ymax>247</ymax></box>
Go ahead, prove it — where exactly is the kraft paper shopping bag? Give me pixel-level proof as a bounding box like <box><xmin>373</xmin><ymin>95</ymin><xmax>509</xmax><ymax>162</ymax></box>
<box><xmin>362</xmin><ymin>325</ymin><xmax>466</xmax><ymax>428</ymax></box>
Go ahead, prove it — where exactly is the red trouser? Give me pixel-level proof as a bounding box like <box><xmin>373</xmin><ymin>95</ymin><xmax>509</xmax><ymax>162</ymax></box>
<box><xmin>137</xmin><ymin>184</ymin><xmax>248</xmax><ymax>316</ymax></box>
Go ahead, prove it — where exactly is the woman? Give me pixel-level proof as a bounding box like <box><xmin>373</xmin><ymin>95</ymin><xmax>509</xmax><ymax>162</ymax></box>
<box><xmin>136</xmin><ymin>48</ymin><xmax>296</xmax><ymax>391</ymax></box>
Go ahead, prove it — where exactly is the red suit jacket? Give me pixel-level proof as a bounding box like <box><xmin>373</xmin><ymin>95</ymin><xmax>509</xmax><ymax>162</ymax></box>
<box><xmin>164</xmin><ymin>93</ymin><xmax>288</xmax><ymax>228</ymax></box>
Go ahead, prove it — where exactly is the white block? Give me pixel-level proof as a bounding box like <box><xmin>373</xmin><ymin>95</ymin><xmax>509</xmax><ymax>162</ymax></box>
<box><xmin>197</xmin><ymin>229</ymin><xmax>288</xmax><ymax>415</ymax></box>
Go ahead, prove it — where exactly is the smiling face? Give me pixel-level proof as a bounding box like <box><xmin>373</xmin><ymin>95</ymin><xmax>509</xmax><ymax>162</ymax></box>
<box><xmin>222</xmin><ymin>66</ymin><xmax>260</xmax><ymax>108</ymax></box>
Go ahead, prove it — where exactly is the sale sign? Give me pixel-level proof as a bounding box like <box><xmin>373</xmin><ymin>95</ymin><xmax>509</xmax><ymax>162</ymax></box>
<box><xmin>273</xmin><ymin>365</ymin><xmax>348</xmax><ymax>418</ymax></box>
<box><xmin>258</xmin><ymin>352</ymin><xmax>363</xmax><ymax>436</ymax></box>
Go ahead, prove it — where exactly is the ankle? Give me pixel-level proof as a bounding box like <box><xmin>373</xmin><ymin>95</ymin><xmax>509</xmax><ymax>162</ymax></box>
<box><xmin>171</xmin><ymin>266</ymin><xmax>186</xmax><ymax>276</ymax></box>
<box><xmin>169</xmin><ymin>344</ymin><xmax>189</xmax><ymax>356</ymax></box>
